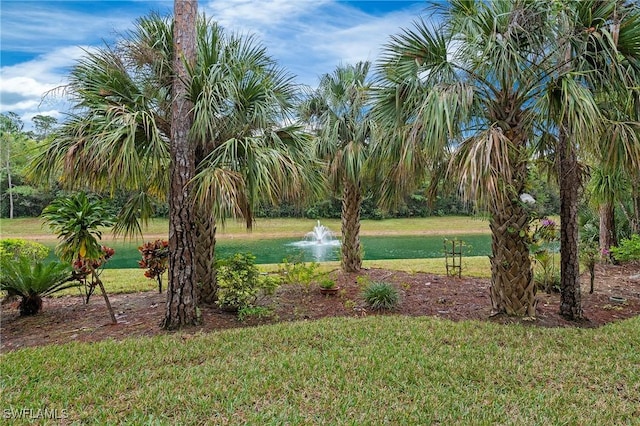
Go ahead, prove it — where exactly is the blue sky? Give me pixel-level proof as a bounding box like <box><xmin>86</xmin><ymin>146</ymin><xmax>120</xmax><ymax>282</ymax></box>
<box><xmin>1</xmin><ymin>0</ymin><xmax>427</xmax><ymax>128</ymax></box>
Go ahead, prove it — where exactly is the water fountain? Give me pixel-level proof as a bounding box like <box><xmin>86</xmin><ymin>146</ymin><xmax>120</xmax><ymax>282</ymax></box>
<box><xmin>288</xmin><ymin>221</ymin><xmax>341</xmax><ymax>261</ymax></box>
<box><xmin>304</xmin><ymin>221</ymin><xmax>339</xmax><ymax>245</ymax></box>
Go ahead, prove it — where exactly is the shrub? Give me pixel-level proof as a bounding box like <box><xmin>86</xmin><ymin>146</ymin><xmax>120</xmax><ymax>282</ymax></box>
<box><xmin>0</xmin><ymin>257</ymin><xmax>77</xmax><ymax>315</ymax></box>
<box><xmin>362</xmin><ymin>281</ymin><xmax>399</xmax><ymax>310</ymax></box>
<box><xmin>277</xmin><ymin>257</ymin><xmax>320</xmax><ymax>287</ymax></box>
<box><xmin>610</xmin><ymin>234</ymin><xmax>640</xmax><ymax>262</ymax></box>
<box><xmin>216</xmin><ymin>253</ymin><xmax>280</xmax><ymax>311</ymax></box>
<box><xmin>237</xmin><ymin>306</ymin><xmax>274</xmax><ymax>322</ymax></box>
<box><xmin>0</xmin><ymin>239</ymin><xmax>49</xmax><ymax>263</ymax></box>
<box><xmin>319</xmin><ymin>278</ymin><xmax>336</xmax><ymax>289</ymax></box>
<box><xmin>138</xmin><ymin>240</ymin><xmax>169</xmax><ymax>293</ymax></box>
<box><xmin>72</xmin><ymin>245</ymin><xmax>115</xmax><ymax>303</ymax></box>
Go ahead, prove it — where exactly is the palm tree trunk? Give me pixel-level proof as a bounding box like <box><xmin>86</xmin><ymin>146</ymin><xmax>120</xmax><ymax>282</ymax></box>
<box><xmin>489</xmin><ymin>200</ymin><xmax>536</xmax><ymax>316</ymax></box>
<box><xmin>341</xmin><ymin>180</ymin><xmax>362</xmax><ymax>273</ymax></box>
<box><xmin>632</xmin><ymin>178</ymin><xmax>640</xmax><ymax>234</ymax></box>
<box><xmin>6</xmin><ymin>154</ymin><xmax>13</xmax><ymax>219</ymax></box>
<box><xmin>163</xmin><ymin>0</ymin><xmax>199</xmax><ymax>330</ymax></box>
<box><xmin>599</xmin><ymin>202</ymin><xmax>616</xmax><ymax>256</ymax></box>
<box><xmin>195</xmin><ymin>204</ymin><xmax>217</xmax><ymax>304</ymax></box>
<box><xmin>558</xmin><ymin>130</ymin><xmax>583</xmax><ymax>320</ymax></box>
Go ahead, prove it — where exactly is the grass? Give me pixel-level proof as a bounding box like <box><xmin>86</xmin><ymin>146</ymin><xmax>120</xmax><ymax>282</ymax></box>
<box><xmin>3</xmin><ymin>215</ymin><xmax>625</xmax><ymax>424</ymax></box>
<box><xmin>2</xmin><ymin>315</ymin><xmax>639</xmax><ymax>424</ymax></box>
<box><xmin>55</xmin><ymin>256</ymin><xmax>494</xmax><ymax>297</ymax></box>
<box><xmin>0</xmin><ymin>216</ymin><xmax>490</xmax><ymax>240</ymax></box>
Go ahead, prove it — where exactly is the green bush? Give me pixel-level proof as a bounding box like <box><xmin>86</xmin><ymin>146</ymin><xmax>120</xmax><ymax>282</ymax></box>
<box><xmin>362</xmin><ymin>281</ymin><xmax>399</xmax><ymax>310</ymax></box>
<box><xmin>0</xmin><ymin>256</ymin><xmax>77</xmax><ymax>315</ymax></box>
<box><xmin>0</xmin><ymin>239</ymin><xmax>49</xmax><ymax>263</ymax></box>
<box><xmin>277</xmin><ymin>257</ymin><xmax>320</xmax><ymax>287</ymax></box>
<box><xmin>216</xmin><ymin>253</ymin><xmax>280</xmax><ymax>311</ymax></box>
<box><xmin>610</xmin><ymin>234</ymin><xmax>640</xmax><ymax>262</ymax></box>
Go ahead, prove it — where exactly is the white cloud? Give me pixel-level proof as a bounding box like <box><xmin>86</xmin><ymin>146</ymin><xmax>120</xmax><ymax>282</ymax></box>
<box><xmin>0</xmin><ymin>3</ymin><xmax>135</xmax><ymax>55</ymax></box>
<box><xmin>0</xmin><ymin>46</ymin><xmax>89</xmax><ymax>127</ymax></box>
<box><xmin>1</xmin><ymin>0</ymin><xmax>425</xmax><ymax>127</ymax></box>
<box><xmin>204</xmin><ymin>0</ymin><xmax>331</xmax><ymax>30</ymax></box>
<box><xmin>203</xmin><ymin>0</ymin><xmax>421</xmax><ymax>86</ymax></box>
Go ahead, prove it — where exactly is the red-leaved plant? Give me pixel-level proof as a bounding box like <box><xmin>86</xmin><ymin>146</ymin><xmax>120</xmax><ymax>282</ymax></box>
<box><xmin>72</xmin><ymin>245</ymin><xmax>115</xmax><ymax>303</ymax></box>
<box><xmin>138</xmin><ymin>240</ymin><xmax>169</xmax><ymax>293</ymax></box>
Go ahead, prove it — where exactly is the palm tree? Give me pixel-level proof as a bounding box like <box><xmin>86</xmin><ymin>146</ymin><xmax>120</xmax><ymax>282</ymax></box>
<box><xmin>373</xmin><ymin>1</ymin><xmax>556</xmax><ymax>316</ymax></box>
<box><xmin>373</xmin><ymin>0</ymin><xmax>640</xmax><ymax>318</ymax></box>
<box><xmin>588</xmin><ymin>166</ymin><xmax>626</xmax><ymax>256</ymax></box>
<box><xmin>537</xmin><ymin>0</ymin><xmax>640</xmax><ymax>319</ymax></box>
<box><xmin>29</xmin><ymin>12</ymin><xmax>322</xmax><ymax>322</ymax></box>
<box><xmin>299</xmin><ymin>62</ymin><xmax>373</xmax><ymax>272</ymax></box>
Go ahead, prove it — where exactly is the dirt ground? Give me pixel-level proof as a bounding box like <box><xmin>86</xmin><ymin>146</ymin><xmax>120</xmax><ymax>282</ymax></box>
<box><xmin>2</xmin><ymin>262</ymin><xmax>639</xmax><ymax>353</ymax></box>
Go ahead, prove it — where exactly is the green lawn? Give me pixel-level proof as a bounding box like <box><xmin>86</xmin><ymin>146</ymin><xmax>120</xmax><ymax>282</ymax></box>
<box><xmin>0</xmin><ymin>216</ymin><xmax>491</xmax><ymax>240</ymax></box>
<box><xmin>2</xmin><ymin>315</ymin><xmax>638</xmax><ymax>424</ymax></box>
<box><xmin>4</xmin><ymin>215</ymin><xmax>624</xmax><ymax>425</ymax></box>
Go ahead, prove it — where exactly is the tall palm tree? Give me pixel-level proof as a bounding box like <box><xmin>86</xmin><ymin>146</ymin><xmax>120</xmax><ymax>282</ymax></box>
<box><xmin>29</xmin><ymin>13</ymin><xmax>323</xmax><ymax>319</ymax></box>
<box><xmin>373</xmin><ymin>1</ymin><xmax>555</xmax><ymax>316</ymax></box>
<box><xmin>299</xmin><ymin>62</ymin><xmax>373</xmax><ymax>272</ymax></box>
<box><xmin>537</xmin><ymin>0</ymin><xmax>640</xmax><ymax>319</ymax></box>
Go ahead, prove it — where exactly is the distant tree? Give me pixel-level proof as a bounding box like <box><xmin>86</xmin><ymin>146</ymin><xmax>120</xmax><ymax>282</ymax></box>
<box><xmin>31</xmin><ymin>115</ymin><xmax>58</xmax><ymax>140</ymax></box>
<box><xmin>0</xmin><ymin>112</ymin><xmax>24</xmax><ymax>219</ymax></box>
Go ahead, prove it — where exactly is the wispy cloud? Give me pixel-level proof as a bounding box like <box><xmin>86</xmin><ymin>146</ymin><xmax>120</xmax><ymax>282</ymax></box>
<box><xmin>1</xmin><ymin>0</ymin><xmax>424</xmax><ymax>127</ymax></box>
<box><xmin>0</xmin><ymin>46</ymin><xmax>95</xmax><ymax>122</ymax></box>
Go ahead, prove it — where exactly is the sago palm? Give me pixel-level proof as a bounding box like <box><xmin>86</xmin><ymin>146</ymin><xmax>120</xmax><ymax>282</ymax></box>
<box><xmin>0</xmin><ymin>257</ymin><xmax>76</xmax><ymax>316</ymax></box>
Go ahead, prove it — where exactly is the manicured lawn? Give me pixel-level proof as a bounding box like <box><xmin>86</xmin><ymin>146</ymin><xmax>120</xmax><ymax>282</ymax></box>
<box><xmin>2</xmin><ymin>315</ymin><xmax>638</xmax><ymax>424</ymax></box>
<box><xmin>53</xmin><ymin>256</ymin><xmax>492</xmax><ymax>297</ymax></box>
<box><xmin>0</xmin><ymin>216</ymin><xmax>490</xmax><ymax>240</ymax></box>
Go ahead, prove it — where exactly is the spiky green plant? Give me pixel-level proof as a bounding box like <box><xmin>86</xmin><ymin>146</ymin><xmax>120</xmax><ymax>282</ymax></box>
<box><xmin>0</xmin><ymin>257</ymin><xmax>76</xmax><ymax>315</ymax></box>
<box><xmin>362</xmin><ymin>281</ymin><xmax>399</xmax><ymax>311</ymax></box>
<box><xmin>41</xmin><ymin>192</ymin><xmax>115</xmax><ymax>263</ymax></box>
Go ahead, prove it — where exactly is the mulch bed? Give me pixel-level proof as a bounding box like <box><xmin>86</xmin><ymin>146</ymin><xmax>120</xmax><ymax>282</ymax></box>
<box><xmin>2</xmin><ymin>262</ymin><xmax>639</xmax><ymax>353</ymax></box>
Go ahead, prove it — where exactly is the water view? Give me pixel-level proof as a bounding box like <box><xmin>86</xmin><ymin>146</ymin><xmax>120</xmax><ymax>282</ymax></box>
<box><xmin>43</xmin><ymin>232</ymin><xmax>492</xmax><ymax>268</ymax></box>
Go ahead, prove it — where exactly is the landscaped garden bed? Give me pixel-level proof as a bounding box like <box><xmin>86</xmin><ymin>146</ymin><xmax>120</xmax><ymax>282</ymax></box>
<box><xmin>2</xmin><ymin>261</ymin><xmax>638</xmax><ymax>353</ymax></box>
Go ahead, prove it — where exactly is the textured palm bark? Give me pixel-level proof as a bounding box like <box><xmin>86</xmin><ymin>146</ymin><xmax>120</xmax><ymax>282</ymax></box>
<box><xmin>599</xmin><ymin>203</ymin><xmax>616</xmax><ymax>256</ymax></box>
<box><xmin>195</xmin><ymin>204</ymin><xmax>217</xmax><ymax>304</ymax></box>
<box><xmin>489</xmin><ymin>201</ymin><xmax>536</xmax><ymax>316</ymax></box>
<box><xmin>558</xmin><ymin>130</ymin><xmax>583</xmax><ymax>320</ymax></box>
<box><xmin>631</xmin><ymin>181</ymin><xmax>640</xmax><ymax>234</ymax></box>
<box><xmin>341</xmin><ymin>180</ymin><xmax>362</xmax><ymax>273</ymax></box>
<box><xmin>163</xmin><ymin>0</ymin><xmax>199</xmax><ymax>330</ymax></box>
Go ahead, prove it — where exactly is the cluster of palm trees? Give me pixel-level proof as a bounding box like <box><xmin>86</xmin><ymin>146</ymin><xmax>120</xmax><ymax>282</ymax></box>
<box><xmin>31</xmin><ymin>0</ymin><xmax>640</xmax><ymax>328</ymax></box>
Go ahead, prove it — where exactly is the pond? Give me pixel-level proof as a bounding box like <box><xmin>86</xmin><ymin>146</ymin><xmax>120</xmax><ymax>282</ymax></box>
<box><xmin>45</xmin><ymin>234</ymin><xmax>492</xmax><ymax>268</ymax></box>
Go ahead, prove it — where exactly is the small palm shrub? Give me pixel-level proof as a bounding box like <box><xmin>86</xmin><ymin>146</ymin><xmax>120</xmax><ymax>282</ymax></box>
<box><xmin>362</xmin><ymin>281</ymin><xmax>399</xmax><ymax>310</ymax></box>
<box><xmin>0</xmin><ymin>257</ymin><xmax>77</xmax><ymax>315</ymax></box>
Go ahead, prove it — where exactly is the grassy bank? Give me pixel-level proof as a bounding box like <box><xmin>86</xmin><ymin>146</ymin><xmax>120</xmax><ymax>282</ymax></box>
<box><xmin>0</xmin><ymin>216</ymin><xmax>490</xmax><ymax>241</ymax></box>
<box><xmin>2</xmin><ymin>315</ymin><xmax>638</xmax><ymax>424</ymax></box>
<box><xmin>55</xmin><ymin>257</ymin><xmax>492</xmax><ymax>296</ymax></box>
